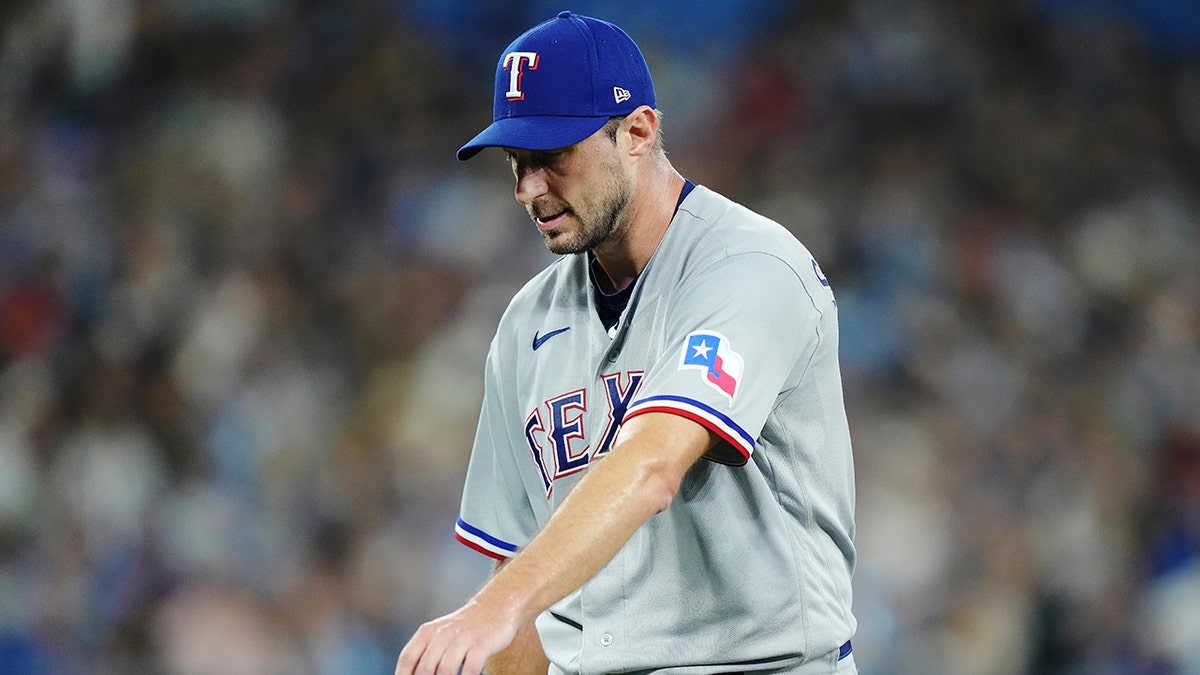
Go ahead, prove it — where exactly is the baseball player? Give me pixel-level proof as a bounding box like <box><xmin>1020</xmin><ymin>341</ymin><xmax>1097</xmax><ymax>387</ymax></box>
<box><xmin>396</xmin><ymin>12</ymin><xmax>857</xmax><ymax>675</ymax></box>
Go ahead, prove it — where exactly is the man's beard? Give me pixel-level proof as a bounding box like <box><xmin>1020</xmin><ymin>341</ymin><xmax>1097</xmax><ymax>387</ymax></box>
<box><xmin>532</xmin><ymin>170</ymin><xmax>634</xmax><ymax>256</ymax></box>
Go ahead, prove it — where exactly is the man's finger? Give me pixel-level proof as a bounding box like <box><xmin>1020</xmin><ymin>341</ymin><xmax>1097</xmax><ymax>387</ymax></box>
<box><xmin>461</xmin><ymin>647</ymin><xmax>490</xmax><ymax>675</ymax></box>
<box><xmin>395</xmin><ymin>625</ymin><xmax>431</xmax><ymax>675</ymax></box>
<box><xmin>434</xmin><ymin>642</ymin><xmax>469</xmax><ymax>675</ymax></box>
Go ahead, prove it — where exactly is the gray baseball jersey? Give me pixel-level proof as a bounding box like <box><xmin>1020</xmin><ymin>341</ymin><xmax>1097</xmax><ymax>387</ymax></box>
<box><xmin>454</xmin><ymin>185</ymin><xmax>857</xmax><ymax>674</ymax></box>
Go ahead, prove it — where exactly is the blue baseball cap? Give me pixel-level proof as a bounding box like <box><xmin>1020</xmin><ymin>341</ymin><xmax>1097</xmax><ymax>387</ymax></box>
<box><xmin>457</xmin><ymin>11</ymin><xmax>656</xmax><ymax>160</ymax></box>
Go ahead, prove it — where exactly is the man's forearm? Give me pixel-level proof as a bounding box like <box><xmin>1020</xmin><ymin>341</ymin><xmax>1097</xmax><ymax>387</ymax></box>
<box><xmin>472</xmin><ymin>412</ymin><xmax>712</xmax><ymax>632</ymax></box>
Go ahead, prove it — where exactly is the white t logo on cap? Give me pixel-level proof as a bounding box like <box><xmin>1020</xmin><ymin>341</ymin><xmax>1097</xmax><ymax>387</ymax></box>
<box><xmin>503</xmin><ymin>51</ymin><xmax>539</xmax><ymax>101</ymax></box>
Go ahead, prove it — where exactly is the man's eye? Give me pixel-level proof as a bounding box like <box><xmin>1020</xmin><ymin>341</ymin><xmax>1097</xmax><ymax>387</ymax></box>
<box><xmin>506</xmin><ymin>149</ymin><xmax>566</xmax><ymax>173</ymax></box>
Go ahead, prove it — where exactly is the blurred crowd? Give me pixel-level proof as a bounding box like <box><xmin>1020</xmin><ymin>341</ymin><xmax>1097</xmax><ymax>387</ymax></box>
<box><xmin>1</xmin><ymin>0</ymin><xmax>1198</xmax><ymax>673</ymax></box>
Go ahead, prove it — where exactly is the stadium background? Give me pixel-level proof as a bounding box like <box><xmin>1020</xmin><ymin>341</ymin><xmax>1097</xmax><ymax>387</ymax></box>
<box><xmin>1</xmin><ymin>0</ymin><xmax>1199</xmax><ymax>672</ymax></box>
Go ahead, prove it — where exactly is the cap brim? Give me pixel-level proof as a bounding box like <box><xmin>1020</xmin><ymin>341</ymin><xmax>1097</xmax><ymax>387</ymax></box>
<box><xmin>457</xmin><ymin>115</ymin><xmax>611</xmax><ymax>160</ymax></box>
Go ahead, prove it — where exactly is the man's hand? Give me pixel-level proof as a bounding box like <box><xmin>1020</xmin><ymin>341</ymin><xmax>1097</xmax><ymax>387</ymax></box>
<box><xmin>394</xmin><ymin>596</ymin><xmax>519</xmax><ymax>675</ymax></box>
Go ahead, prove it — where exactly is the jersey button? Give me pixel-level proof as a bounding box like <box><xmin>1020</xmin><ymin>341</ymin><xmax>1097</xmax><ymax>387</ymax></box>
<box><xmin>599</xmin><ymin>632</ymin><xmax>614</xmax><ymax>647</ymax></box>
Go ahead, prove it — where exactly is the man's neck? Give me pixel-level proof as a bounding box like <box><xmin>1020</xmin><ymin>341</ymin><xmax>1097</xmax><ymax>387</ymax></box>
<box><xmin>591</xmin><ymin>167</ymin><xmax>686</xmax><ymax>292</ymax></box>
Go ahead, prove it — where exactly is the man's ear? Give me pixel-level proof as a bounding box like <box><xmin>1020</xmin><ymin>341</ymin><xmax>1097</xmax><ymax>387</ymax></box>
<box><xmin>621</xmin><ymin>105</ymin><xmax>659</xmax><ymax>156</ymax></box>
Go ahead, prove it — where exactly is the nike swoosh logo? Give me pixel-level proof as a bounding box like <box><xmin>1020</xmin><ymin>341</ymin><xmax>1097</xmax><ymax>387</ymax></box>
<box><xmin>532</xmin><ymin>326</ymin><xmax>571</xmax><ymax>350</ymax></box>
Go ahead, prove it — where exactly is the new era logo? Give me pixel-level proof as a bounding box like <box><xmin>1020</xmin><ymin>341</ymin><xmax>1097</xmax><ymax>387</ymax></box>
<box><xmin>613</xmin><ymin>87</ymin><xmax>631</xmax><ymax>104</ymax></box>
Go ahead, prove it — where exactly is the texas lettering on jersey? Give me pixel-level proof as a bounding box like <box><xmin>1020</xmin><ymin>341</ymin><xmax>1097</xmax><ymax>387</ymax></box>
<box><xmin>524</xmin><ymin>371</ymin><xmax>643</xmax><ymax>497</ymax></box>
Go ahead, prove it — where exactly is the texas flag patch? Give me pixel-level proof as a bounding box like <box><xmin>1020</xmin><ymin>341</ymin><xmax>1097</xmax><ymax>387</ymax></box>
<box><xmin>679</xmin><ymin>331</ymin><xmax>743</xmax><ymax>402</ymax></box>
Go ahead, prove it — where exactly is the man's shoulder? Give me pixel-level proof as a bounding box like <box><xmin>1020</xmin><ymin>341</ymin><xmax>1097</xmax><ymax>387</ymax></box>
<box><xmin>673</xmin><ymin>185</ymin><xmax>813</xmax><ymax>269</ymax></box>
<box><xmin>679</xmin><ymin>184</ymin><xmax>769</xmax><ymax>220</ymax></box>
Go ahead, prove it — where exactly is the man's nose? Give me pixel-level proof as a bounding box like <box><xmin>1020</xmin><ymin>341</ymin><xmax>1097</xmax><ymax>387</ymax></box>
<box><xmin>514</xmin><ymin>164</ymin><xmax>548</xmax><ymax>205</ymax></box>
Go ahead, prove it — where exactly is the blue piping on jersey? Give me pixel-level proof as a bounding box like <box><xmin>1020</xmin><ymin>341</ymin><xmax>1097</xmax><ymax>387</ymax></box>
<box><xmin>456</xmin><ymin>517</ymin><xmax>519</xmax><ymax>553</ymax></box>
<box><xmin>675</xmin><ymin>179</ymin><xmax>696</xmax><ymax>211</ymax></box>
<box><xmin>629</xmin><ymin>394</ymin><xmax>755</xmax><ymax>450</ymax></box>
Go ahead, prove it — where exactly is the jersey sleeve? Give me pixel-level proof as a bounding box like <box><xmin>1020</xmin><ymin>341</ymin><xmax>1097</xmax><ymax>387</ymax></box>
<box><xmin>624</xmin><ymin>251</ymin><xmax>828</xmax><ymax>465</ymax></box>
<box><xmin>455</xmin><ymin>337</ymin><xmax>540</xmax><ymax>560</ymax></box>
